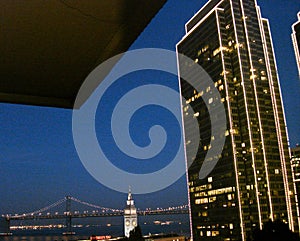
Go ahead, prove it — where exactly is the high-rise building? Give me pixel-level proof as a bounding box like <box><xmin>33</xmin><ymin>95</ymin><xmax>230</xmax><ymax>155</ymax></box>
<box><xmin>124</xmin><ymin>189</ymin><xmax>138</xmax><ymax>237</ymax></box>
<box><xmin>177</xmin><ymin>0</ymin><xmax>299</xmax><ymax>240</ymax></box>
<box><xmin>292</xmin><ymin>12</ymin><xmax>300</xmax><ymax>78</ymax></box>
<box><xmin>292</xmin><ymin>146</ymin><xmax>300</xmax><ymax>215</ymax></box>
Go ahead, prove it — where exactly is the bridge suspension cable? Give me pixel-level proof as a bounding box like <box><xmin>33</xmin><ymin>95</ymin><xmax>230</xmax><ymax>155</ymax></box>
<box><xmin>13</xmin><ymin>197</ymin><xmax>66</xmax><ymax>218</ymax></box>
<box><xmin>7</xmin><ymin>196</ymin><xmax>188</xmax><ymax>218</ymax></box>
<box><xmin>70</xmin><ymin>197</ymin><xmax>122</xmax><ymax>212</ymax></box>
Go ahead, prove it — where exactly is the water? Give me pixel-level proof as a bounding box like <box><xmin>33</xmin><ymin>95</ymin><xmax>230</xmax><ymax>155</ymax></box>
<box><xmin>1</xmin><ymin>215</ymin><xmax>191</xmax><ymax>241</ymax></box>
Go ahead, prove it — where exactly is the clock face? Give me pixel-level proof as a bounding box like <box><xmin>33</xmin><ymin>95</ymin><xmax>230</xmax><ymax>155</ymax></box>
<box><xmin>132</xmin><ymin>220</ymin><xmax>136</xmax><ymax>226</ymax></box>
<box><xmin>126</xmin><ymin>220</ymin><xmax>130</xmax><ymax>226</ymax></box>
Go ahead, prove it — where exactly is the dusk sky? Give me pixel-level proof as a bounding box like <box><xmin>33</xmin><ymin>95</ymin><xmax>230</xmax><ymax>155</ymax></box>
<box><xmin>1</xmin><ymin>0</ymin><xmax>299</xmax><ymax>215</ymax></box>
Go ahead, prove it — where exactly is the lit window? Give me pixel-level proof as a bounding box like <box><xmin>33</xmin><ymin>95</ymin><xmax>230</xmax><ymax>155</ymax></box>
<box><xmin>195</xmin><ymin>198</ymin><xmax>208</xmax><ymax>204</ymax></box>
<box><xmin>275</xmin><ymin>169</ymin><xmax>279</xmax><ymax>174</ymax></box>
<box><xmin>194</xmin><ymin>112</ymin><xmax>199</xmax><ymax>117</ymax></box>
<box><xmin>208</xmin><ymin>177</ymin><xmax>213</xmax><ymax>183</ymax></box>
<box><xmin>213</xmin><ymin>47</ymin><xmax>221</xmax><ymax>56</ymax></box>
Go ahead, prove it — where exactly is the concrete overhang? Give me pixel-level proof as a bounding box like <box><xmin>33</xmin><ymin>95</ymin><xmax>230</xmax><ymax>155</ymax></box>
<box><xmin>0</xmin><ymin>0</ymin><xmax>166</xmax><ymax>108</ymax></box>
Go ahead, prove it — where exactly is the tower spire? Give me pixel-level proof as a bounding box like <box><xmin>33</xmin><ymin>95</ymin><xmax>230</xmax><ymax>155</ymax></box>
<box><xmin>128</xmin><ymin>186</ymin><xmax>132</xmax><ymax>200</ymax></box>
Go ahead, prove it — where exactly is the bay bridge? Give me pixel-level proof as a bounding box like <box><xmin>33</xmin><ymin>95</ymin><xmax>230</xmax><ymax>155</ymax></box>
<box><xmin>0</xmin><ymin>196</ymin><xmax>189</xmax><ymax>235</ymax></box>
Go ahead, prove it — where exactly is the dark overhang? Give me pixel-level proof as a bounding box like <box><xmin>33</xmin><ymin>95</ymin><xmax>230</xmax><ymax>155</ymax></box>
<box><xmin>0</xmin><ymin>0</ymin><xmax>166</xmax><ymax>108</ymax></box>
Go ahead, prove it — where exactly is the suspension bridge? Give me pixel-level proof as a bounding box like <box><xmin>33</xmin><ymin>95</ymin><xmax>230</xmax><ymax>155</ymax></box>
<box><xmin>0</xmin><ymin>196</ymin><xmax>188</xmax><ymax>235</ymax></box>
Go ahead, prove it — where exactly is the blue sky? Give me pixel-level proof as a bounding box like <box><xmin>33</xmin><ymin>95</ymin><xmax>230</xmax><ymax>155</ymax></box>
<box><xmin>0</xmin><ymin>0</ymin><xmax>299</xmax><ymax>214</ymax></box>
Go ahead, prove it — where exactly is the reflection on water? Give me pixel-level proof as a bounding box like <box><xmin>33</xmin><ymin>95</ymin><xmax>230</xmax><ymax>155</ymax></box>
<box><xmin>2</xmin><ymin>215</ymin><xmax>190</xmax><ymax>241</ymax></box>
<box><xmin>3</xmin><ymin>236</ymin><xmax>91</xmax><ymax>241</ymax></box>
<box><xmin>3</xmin><ymin>236</ymin><xmax>85</xmax><ymax>241</ymax></box>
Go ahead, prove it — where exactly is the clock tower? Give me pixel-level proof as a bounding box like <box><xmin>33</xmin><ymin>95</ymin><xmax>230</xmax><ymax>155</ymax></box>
<box><xmin>124</xmin><ymin>188</ymin><xmax>138</xmax><ymax>237</ymax></box>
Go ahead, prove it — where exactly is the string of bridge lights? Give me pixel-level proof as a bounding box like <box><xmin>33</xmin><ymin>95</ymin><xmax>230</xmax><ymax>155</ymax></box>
<box><xmin>3</xmin><ymin>196</ymin><xmax>188</xmax><ymax>218</ymax></box>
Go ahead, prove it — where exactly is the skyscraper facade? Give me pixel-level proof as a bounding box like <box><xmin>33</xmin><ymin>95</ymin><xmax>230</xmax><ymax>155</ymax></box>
<box><xmin>177</xmin><ymin>0</ymin><xmax>299</xmax><ymax>240</ymax></box>
<box><xmin>292</xmin><ymin>12</ymin><xmax>300</xmax><ymax>78</ymax></box>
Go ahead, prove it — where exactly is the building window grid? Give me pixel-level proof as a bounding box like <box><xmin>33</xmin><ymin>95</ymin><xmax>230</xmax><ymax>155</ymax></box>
<box><xmin>177</xmin><ymin>0</ymin><xmax>298</xmax><ymax>239</ymax></box>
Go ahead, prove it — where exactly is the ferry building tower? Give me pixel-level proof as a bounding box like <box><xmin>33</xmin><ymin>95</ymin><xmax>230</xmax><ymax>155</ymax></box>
<box><xmin>124</xmin><ymin>188</ymin><xmax>138</xmax><ymax>237</ymax></box>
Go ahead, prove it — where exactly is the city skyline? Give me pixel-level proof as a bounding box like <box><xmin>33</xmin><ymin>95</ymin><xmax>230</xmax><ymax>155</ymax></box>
<box><xmin>0</xmin><ymin>0</ymin><xmax>299</xmax><ymax>219</ymax></box>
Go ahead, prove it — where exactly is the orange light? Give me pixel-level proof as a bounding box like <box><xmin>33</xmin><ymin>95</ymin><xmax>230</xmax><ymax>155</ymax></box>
<box><xmin>90</xmin><ymin>235</ymin><xmax>111</xmax><ymax>240</ymax></box>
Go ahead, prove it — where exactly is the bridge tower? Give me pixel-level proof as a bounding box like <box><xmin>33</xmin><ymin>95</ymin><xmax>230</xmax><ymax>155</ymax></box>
<box><xmin>124</xmin><ymin>188</ymin><xmax>138</xmax><ymax>237</ymax></box>
<box><xmin>65</xmin><ymin>196</ymin><xmax>73</xmax><ymax>234</ymax></box>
